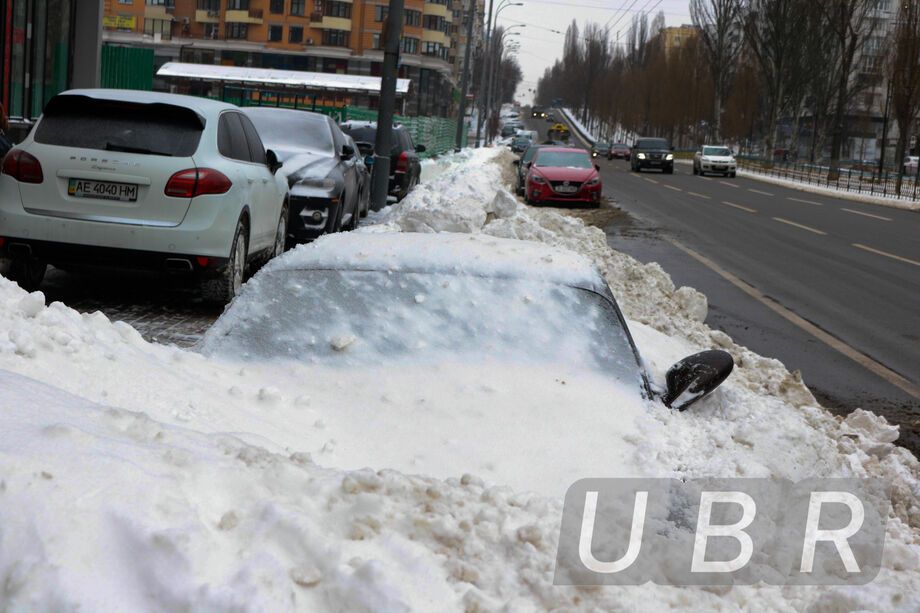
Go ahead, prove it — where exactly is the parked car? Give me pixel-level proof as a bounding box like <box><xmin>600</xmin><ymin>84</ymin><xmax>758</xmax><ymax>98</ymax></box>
<box><xmin>630</xmin><ymin>137</ymin><xmax>674</xmax><ymax>173</ymax></box>
<box><xmin>0</xmin><ymin>89</ymin><xmax>288</xmax><ymax>303</ymax></box>
<box><xmin>243</xmin><ymin>108</ymin><xmax>360</xmax><ymax>244</ymax></box>
<box><xmin>339</xmin><ymin>121</ymin><xmax>424</xmax><ymax>206</ymax></box>
<box><xmin>903</xmin><ymin>155</ymin><xmax>918</xmax><ymax>176</ymax></box>
<box><xmin>201</xmin><ymin>232</ymin><xmax>734</xmax><ymax>424</ymax></box>
<box><xmin>693</xmin><ymin>145</ymin><xmax>737</xmax><ymax>177</ymax></box>
<box><xmin>345</xmin><ymin>134</ymin><xmax>371</xmax><ymax>218</ymax></box>
<box><xmin>545</xmin><ymin>112</ymin><xmax>557</xmax><ymax>123</ymax></box>
<box><xmin>591</xmin><ymin>143</ymin><xmax>611</xmax><ymax>159</ymax></box>
<box><xmin>524</xmin><ymin>147</ymin><xmax>603</xmax><ymax>207</ymax></box>
<box><xmin>512</xmin><ymin>143</ymin><xmax>547</xmax><ymax>195</ymax></box>
<box><xmin>610</xmin><ymin>143</ymin><xmax>631</xmax><ymax>160</ymax></box>
<box><xmin>509</xmin><ymin>136</ymin><xmax>532</xmax><ymax>153</ymax></box>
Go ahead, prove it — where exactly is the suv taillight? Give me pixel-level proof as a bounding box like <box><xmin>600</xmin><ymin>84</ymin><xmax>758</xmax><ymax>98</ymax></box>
<box><xmin>165</xmin><ymin>168</ymin><xmax>232</xmax><ymax>198</ymax></box>
<box><xmin>1</xmin><ymin>149</ymin><xmax>44</xmax><ymax>184</ymax></box>
<box><xmin>395</xmin><ymin>151</ymin><xmax>409</xmax><ymax>173</ymax></box>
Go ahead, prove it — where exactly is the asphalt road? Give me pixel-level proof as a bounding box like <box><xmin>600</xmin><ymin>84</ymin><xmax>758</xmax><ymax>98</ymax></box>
<box><xmin>524</xmin><ymin>112</ymin><xmax>920</xmax><ymax>453</ymax></box>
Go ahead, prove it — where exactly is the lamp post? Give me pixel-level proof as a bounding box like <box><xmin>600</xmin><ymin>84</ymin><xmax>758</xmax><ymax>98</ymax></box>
<box><xmin>477</xmin><ymin>0</ymin><xmax>522</xmax><ymax>146</ymax></box>
<box><xmin>455</xmin><ymin>0</ymin><xmax>478</xmax><ymax>151</ymax></box>
<box><xmin>370</xmin><ymin>0</ymin><xmax>405</xmax><ymax>212</ymax></box>
<box><xmin>485</xmin><ymin>24</ymin><xmax>523</xmax><ymax>143</ymax></box>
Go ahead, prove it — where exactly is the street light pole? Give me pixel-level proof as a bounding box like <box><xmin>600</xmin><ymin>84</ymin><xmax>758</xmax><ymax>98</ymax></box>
<box><xmin>371</xmin><ymin>0</ymin><xmax>405</xmax><ymax>212</ymax></box>
<box><xmin>455</xmin><ymin>0</ymin><xmax>477</xmax><ymax>151</ymax></box>
<box><xmin>475</xmin><ymin>0</ymin><xmax>495</xmax><ymax>148</ymax></box>
<box><xmin>485</xmin><ymin>25</ymin><xmax>522</xmax><ymax>143</ymax></box>
<box><xmin>481</xmin><ymin>3</ymin><xmax>523</xmax><ymax>145</ymax></box>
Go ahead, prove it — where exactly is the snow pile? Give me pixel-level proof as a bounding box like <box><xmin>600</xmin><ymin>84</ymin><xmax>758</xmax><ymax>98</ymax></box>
<box><xmin>0</xmin><ymin>147</ymin><xmax>917</xmax><ymax>610</ymax></box>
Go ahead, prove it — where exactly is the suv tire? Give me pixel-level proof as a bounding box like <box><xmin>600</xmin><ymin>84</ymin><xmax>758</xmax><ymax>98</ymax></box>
<box><xmin>8</xmin><ymin>257</ymin><xmax>47</xmax><ymax>292</ymax></box>
<box><xmin>201</xmin><ymin>219</ymin><xmax>248</xmax><ymax>305</ymax></box>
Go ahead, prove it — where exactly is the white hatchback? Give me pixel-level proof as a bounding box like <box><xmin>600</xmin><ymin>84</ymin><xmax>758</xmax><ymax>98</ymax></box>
<box><xmin>0</xmin><ymin>89</ymin><xmax>289</xmax><ymax>303</ymax></box>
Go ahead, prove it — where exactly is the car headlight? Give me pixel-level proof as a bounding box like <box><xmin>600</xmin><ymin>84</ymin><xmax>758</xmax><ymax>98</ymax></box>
<box><xmin>299</xmin><ymin>177</ymin><xmax>337</xmax><ymax>190</ymax></box>
<box><xmin>586</xmin><ymin>177</ymin><xmax>601</xmax><ymax>186</ymax></box>
<box><xmin>530</xmin><ymin>174</ymin><xmax>546</xmax><ymax>184</ymax></box>
<box><xmin>592</xmin><ymin>151</ymin><xmax>598</xmax><ymax>157</ymax></box>
<box><xmin>666</xmin><ymin>154</ymin><xmax>674</xmax><ymax>161</ymax></box>
<box><xmin>637</xmin><ymin>153</ymin><xmax>647</xmax><ymax>160</ymax></box>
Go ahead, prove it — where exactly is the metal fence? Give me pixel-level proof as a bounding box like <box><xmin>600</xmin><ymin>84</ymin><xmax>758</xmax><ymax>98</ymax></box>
<box><xmin>737</xmin><ymin>157</ymin><xmax>920</xmax><ymax>202</ymax></box>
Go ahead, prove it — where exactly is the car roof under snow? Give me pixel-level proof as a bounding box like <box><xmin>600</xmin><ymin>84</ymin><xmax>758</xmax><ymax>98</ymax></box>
<box><xmin>265</xmin><ymin>232</ymin><xmax>607</xmax><ymax>291</ymax></box>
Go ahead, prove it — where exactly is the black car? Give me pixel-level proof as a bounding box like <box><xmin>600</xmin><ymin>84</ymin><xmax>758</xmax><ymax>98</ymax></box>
<box><xmin>339</xmin><ymin>121</ymin><xmax>425</xmax><ymax>207</ymax></box>
<box><xmin>243</xmin><ymin>108</ymin><xmax>361</xmax><ymax>244</ymax></box>
<box><xmin>630</xmin><ymin>137</ymin><xmax>674</xmax><ymax>173</ymax></box>
<box><xmin>531</xmin><ymin>106</ymin><xmax>547</xmax><ymax>119</ymax></box>
<box><xmin>591</xmin><ymin>143</ymin><xmax>611</xmax><ymax>159</ymax></box>
<box><xmin>510</xmin><ymin>136</ymin><xmax>532</xmax><ymax>153</ymax></box>
<box><xmin>511</xmin><ymin>144</ymin><xmax>547</xmax><ymax>196</ymax></box>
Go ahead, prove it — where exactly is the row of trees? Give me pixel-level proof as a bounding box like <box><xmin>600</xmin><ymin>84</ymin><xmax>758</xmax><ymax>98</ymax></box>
<box><xmin>536</xmin><ymin>0</ymin><xmax>920</xmax><ymax>176</ymax></box>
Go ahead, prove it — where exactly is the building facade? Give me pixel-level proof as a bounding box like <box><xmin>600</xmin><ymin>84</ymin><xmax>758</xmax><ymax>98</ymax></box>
<box><xmin>1</xmin><ymin>0</ymin><xmax>103</xmax><ymax>130</ymax></box>
<box><xmin>661</xmin><ymin>24</ymin><xmax>699</xmax><ymax>57</ymax></box>
<box><xmin>101</xmin><ymin>0</ymin><xmax>481</xmax><ymax>117</ymax></box>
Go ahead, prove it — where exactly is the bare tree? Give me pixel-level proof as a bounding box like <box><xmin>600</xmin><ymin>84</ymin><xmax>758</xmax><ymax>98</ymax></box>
<box><xmin>579</xmin><ymin>23</ymin><xmax>612</xmax><ymax>124</ymax></box>
<box><xmin>691</xmin><ymin>0</ymin><xmax>745</xmax><ymax>141</ymax></box>
<box><xmin>819</xmin><ymin>0</ymin><xmax>882</xmax><ymax>176</ymax></box>
<box><xmin>890</xmin><ymin>0</ymin><xmax>920</xmax><ymax>192</ymax></box>
<box><xmin>742</xmin><ymin>0</ymin><xmax>808</xmax><ymax>160</ymax></box>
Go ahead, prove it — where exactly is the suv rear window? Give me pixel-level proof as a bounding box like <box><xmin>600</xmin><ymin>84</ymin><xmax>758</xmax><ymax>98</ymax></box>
<box><xmin>34</xmin><ymin>95</ymin><xmax>203</xmax><ymax>157</ymax></box>
<box><xmin>340</xmin><ymin>125</ymin><xmax>377</xmax><ymax>145</ymax></box>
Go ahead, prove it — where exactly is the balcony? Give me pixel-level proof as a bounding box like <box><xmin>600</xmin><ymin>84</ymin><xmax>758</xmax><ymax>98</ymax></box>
<box><xmin>423</xmin><ymin>2</ymin><xmax>449</xmax><ymax>18</ymax></box>
<box><xmin>195</xmin><ymin>9</ymin><xmax>220</xmax><ymax>23</ymax></box>
<box><xmin>309</xmin><ymin>16</ymin><xmax>352</xmax><ymax>31</ymax></box>
<box><xmin>226</xmin><ymin>8</ymin><xmax>263</xmax><ymax>24</ymax></box>
<box><xmin>145</xmin><ymin>5</ymin><xmax>176</xmax><ymax>20</ymax></box>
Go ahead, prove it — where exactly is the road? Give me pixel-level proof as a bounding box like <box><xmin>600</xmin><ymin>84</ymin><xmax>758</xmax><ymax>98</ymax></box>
<box><xmin>525</xmin><ymin>112</ymin><xmax>920</xmax><ymax>453</ymax></box>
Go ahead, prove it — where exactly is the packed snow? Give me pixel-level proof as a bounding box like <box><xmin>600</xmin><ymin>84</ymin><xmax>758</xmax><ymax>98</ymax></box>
<box><xmin>0</xmin><ymin>146</ymin><xmax>917</xmax><ymax>611</ymax></box>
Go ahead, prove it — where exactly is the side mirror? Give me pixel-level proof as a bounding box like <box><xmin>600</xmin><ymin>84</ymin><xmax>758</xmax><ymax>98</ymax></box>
<box><xmin>512</xmin><ymin>159</ymin><xmax>520</xmax><ymax>166</ymax></box>
<box><xmin>595</xmin><ymin>164</ymin><xmax>601</xmax><ymax>171</ymax></box>
<box><xmin>416</xmin><ymin>144</ymin><xmax>427</xmax><ymax>153</ymax></box>
<box><xmin>661</xmin><ymin>350</ymin><xmax>734</xmax><ymax>411</ymax></box>
<box><xmin>266</xmin><ymin>149</ymin><xmax>283</xmax><ymax>174</ymax></box>
<box><xmin>341</xmin><ymin>144</ymin><xmax>355</xmax><ymax>160</ymax></box>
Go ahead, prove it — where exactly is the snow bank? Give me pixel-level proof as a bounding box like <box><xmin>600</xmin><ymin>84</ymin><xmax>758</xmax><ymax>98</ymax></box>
<box><xmin>0</xmin><ymin>147</ymin><xmax>917</xmax><ymax>610</ymax></box>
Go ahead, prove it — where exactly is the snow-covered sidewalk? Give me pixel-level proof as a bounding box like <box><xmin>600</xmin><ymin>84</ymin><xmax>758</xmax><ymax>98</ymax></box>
<box><xmin>0</xmin><ymin>147</ymin><xmax>917</xmax><ymax>611</ymax></box>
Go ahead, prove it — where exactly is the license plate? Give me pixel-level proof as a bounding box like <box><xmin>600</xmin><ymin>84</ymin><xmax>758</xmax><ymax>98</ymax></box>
<box><xmin>556</xmin><ymin>185</ymin><xmax>578</xmax><ymax>194</ymax></box>
<box><xmin>68</xmin><ymin>179</ymin><xmax>138</xmax><ymax>202</ymax></box>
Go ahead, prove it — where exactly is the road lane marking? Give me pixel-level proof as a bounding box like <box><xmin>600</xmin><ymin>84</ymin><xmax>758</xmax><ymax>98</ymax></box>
<box><xmin>719</xmin><ymin>181</ymin><xmax>740</xmax><ymax>188</ymax></box>
<box><xmin>721</xmin><ymin>201</ymin><xmax>757</xmax><ymax>213</ymax></box>
<box><xmin>852</xmin><ymin>243</ymin><xmax>920</xmax><ymax>267</ymax></box>
<box><xmin>664</xmin><ymin>185</ymin><xmax>682</xmax><ymax>192</ymax></box>
<box><xmin>842</xmin><ymin>208</ymin><xmax>892</xmax><ymax>222</ymax></box>
<box><xmin>699</xmin><ymin>176</ymin><xmax>713</xmax><ymax>181</ymax></box>
<box><xmin>687</xmin><ymin>191</ymin><xmax>712</xmax><ymax>199</ymax></box>
<box><xmin>644</xmin><ymin>177</ymin><xmax>659</xmax><ymax>184</ymax></box>
<box><xmin>666</xmin><ymin>238</ymin><xmax>920</xmax><ymax>401</ymax></box>
<box><xmin>788</xmin><ymin>197</ymin><xmax>823</xmax><ymax>206</ymax></box>
<box><xmin>748</xmin><ymin>188</ymin><xmax>774</xmax><ymax>196</ymax></box>
<box><xmin>772</xmin><ymin>217</ymin><xmax>827</xmax><ymax>235</ymax></box>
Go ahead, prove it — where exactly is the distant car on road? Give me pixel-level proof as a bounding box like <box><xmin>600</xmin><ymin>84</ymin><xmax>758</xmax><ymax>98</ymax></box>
<box><xmin>339</xmin><ymin>121</ymin><xmax>425</xmax><ymax>206</ymax></box>
<box><xmin>202</xmin><ymin>232</ymin><xmax>734</xmax><ymax>420</ymax></box>
<box><xmin>591</xmin><ymin>143</ymin><xmax>611</xmax><ymax>159</ymax></box>
<box><xmin>630</xmin><ymin>137</ymin><xmax>674</xmax><ymax>174</ymax></box>
<box><xmin>693</xmin><ymin>145</ymin><xmax>737</xmax><ymax>178</ymax></box>
<box><xmin>610</xmin><ymin>143</ymin><xmax>631</xmax><ymax>160</ymax></box>
<box><xmin>243</xmin><ymin>108</ymin><xmax>361</xmax><ymax>242</ymax></box>
<box><xmin>531</xmin><ymin>106</ymin><xmax>547</xmax><ymax>119</ymax></box>
<box><xmin>0</xmin><ymin>89</ymin><xmax>289</xmax><ymax>303</ymax></box>
<box><xmin>903</xmin><ymin>155</ymin><xmax>918</xmax><ymax>176</ymax></box>
<box><xmin>525</xmin><ymin>147</ymin><xmax>602</xmax><ymax>207</ymax></box>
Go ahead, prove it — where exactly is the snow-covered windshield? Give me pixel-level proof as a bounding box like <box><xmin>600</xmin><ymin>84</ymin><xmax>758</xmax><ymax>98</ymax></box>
<box><xmin>703</xmin><ymin>146</ymin><xmax>732</xmax><ymax>156</ymax></box>
<box><xmin>534</xmin><ymin>151</ymin><xmax>593</xmax><ymax>169</ymax></box>
<box><xmin>242</xmin><ymin>108</ymin><xmax>334</xmax><ymax>155</ymax></box>
<box><xmin>202</xmin><ymin>270</ymin><xmax>643</xmax><ymax>386</ymax></box>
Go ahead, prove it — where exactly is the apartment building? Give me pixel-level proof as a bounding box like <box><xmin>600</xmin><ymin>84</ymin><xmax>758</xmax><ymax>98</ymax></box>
<box><xmin>101</xmin><ymin>0</ymin><xmax>480</xmax><ymax>117</ymax></box>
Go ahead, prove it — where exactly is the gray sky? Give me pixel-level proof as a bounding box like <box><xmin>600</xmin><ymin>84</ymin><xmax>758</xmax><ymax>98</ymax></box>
<box><xmin>492</xmin><ymin>0</ymin><xmax>693</xmax><ymax>103</ymax></box>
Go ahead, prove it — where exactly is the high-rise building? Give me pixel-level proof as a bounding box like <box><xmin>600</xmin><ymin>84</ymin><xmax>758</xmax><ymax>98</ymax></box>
<box><xmin>101</xmin><ymin>0</ymin><xmax>481</xmax><ymax>117</ymax></box>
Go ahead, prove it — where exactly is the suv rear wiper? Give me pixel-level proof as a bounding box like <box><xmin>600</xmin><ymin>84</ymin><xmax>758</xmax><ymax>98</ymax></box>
<box><xmin>105</xmin><ymin>142</ymin><xmax>172</xmax><ymax>157</ymax></box>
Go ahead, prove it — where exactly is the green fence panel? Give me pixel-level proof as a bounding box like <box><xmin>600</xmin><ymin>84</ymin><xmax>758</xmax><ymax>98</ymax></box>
<box><xmin>100</xmin><ymin>45</ymin><xmax>154</xmax><ymax>91</ymax></box>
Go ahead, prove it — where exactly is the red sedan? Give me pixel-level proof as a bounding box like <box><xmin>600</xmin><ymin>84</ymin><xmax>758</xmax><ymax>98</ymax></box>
<box><xmin>525</xmin><ymin>147</ymin><xmax>603</xmax><ymax>207</ymax></box>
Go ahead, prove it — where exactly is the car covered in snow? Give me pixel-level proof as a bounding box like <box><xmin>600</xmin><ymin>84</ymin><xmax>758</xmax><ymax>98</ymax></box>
<box><xmin>693</xmin><ymin>145</ymin><xmax>737</xmax><ymax>177</ymax></box>
<box><xmin>0</xmin><ymin>89</ymin><xmax>289</xmax><ymax>303</ymax></box>
<box><xmin>524</xmin><ymin>147</ymin><xmax>603</xmax><ymax>207</ymax></box>
<box><xmin>201</xmin><ymin>233</ymin><xmax>734</xmax><ymax>483</ymax></box>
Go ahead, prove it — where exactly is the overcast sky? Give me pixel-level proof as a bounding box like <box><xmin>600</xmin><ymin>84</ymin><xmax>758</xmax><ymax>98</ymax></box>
<box><xmin>492</xmin><ymin>0</ymin><xmax>693</xmax><ymax>103</ymax></box>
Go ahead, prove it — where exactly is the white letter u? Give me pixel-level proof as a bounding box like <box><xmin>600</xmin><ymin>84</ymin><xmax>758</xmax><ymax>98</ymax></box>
<box><xmin>578</xmin><ymin>490</ymin><xmax>648</xmax><ymax>574</ymax></box>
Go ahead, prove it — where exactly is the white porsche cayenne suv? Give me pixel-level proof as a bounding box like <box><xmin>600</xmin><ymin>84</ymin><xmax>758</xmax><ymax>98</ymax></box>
<box><xmin>0</xmin><ymin>89</ymin><xmax>289</xmax><ymax>303</ymax></box>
